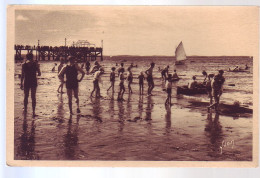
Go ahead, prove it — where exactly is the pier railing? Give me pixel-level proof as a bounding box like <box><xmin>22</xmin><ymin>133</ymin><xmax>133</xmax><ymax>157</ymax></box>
<box><xmin>14</xmin><ymin>45</ymin><xmax>103</xmax><ymax>61</ymax></box>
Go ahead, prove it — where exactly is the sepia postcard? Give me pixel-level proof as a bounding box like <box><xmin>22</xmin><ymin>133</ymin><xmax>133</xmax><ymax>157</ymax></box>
<box><xmin>6</xmin><ymin>5</ymin><xmax>259</xmax><ymax>167</ymax></box>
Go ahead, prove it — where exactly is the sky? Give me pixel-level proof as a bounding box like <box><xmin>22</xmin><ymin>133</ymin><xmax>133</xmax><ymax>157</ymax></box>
<box><xmin>15</xmin><ymin>6</ymin><xmax>258</xmax><ymax>56</ymax></box>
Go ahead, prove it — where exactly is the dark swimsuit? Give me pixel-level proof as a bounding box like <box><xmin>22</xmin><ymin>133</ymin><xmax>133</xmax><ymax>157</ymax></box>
<box><xmin>138</xmin><ymin>75</ymin><xmax>144</xmax><ymax>85</ymax></box>
<box><xmin>86</xmin><ymin>61</ymin><xmax>90</xmax><ymax>71</ymax></box>
<box><xmin>110</xmin><ymin>72</ymin><xmax>115</xmax><ymax>82</ymax></box>
<box><xmin>23</xmin><ymin>62</ymin><xmax>38</xmax><ymax>88</ymax></box>
<box><xmin>65</xmin><ymin>65</ymin><xmax>78</xmax><ymax>89</ymax></box>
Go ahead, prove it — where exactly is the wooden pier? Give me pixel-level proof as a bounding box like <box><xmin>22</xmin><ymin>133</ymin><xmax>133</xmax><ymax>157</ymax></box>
<box><xmin>14</xmin><ymin>44</ymin><xmax>103</xmax><ymax>61</ymax></box>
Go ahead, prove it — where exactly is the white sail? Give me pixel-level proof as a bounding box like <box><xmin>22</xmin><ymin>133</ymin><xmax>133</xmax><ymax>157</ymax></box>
<box><xmin>175</xmin><ymin>41</ymin><xmax>186</xmax><ymax>63</ymax></box>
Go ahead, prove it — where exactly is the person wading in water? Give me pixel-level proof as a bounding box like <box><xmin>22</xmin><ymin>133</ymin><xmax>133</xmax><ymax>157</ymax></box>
<box><xmin>58</xmin><ymin>57</ymin><xmax>85</xmax><ymax>114</ymax></box>
<box><xmin>145</xmin><ymin>62</ymin><xmax>155</xmax><ymax>96</ymax></box>
<box><xmin>20</xmin><ymin>53</ymin><xmax>41</xmax><ymax>116</ymax></box>
<box><xmin>208</xmin><ymin>70</ymin><xmax>225</xmax><ymax>112</ymax></box>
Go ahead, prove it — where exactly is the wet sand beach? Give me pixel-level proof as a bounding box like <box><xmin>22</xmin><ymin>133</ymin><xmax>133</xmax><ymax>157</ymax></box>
<box><xmin>14</xmin><ymin>57</ymin><xmax>253</xmax><ymax>161</ymax></box>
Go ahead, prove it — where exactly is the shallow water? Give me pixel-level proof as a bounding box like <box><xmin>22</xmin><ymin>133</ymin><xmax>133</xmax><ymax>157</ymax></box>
<box><xmin>14</xmin><ymin>57</ymin><xmax>253</xmax><ymax>161</ymax></box>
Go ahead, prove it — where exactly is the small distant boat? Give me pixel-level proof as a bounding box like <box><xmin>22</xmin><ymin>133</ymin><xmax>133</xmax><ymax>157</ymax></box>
<box><xmin>227</xmin><ymin>68</ymin><xmax>249</xmax><ymax>73</ymax></box>
<box><xmin>175</xmin><ymin>41</ymin><xmax>187</xmax><ymax>65</ymax></box>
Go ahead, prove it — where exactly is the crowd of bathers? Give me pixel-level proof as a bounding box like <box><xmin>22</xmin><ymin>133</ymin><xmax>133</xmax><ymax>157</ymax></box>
<box><xmin>20</xmin><ymin>53</ymin><xmax>225</xmax><ymax>116</ymax></box>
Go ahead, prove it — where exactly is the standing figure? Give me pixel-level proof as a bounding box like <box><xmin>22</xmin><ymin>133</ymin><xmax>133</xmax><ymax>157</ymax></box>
<box><xmin>85</xmin><ymin>60</ymin><xmax>91</xmax><ymax>74</ymax></box>
<box><xmin>91</xmin><ymin>68</ymin><xmax>104</xmax><ymax>98</ymax></box>
<box><xmin>107</xmin><ymin>67</ymin><xmax>116</xmax><ymax>93</ymax></box>
<box><xmin>206</xmin><ymin>74</ymin><xmax>215</xmax><ymax>105</ymax></box>
<box><xmin>138</xmin><ymin>72</ymin><xmax>145</xmax><ymax>95</ymax></box>
<box><xmin>20</xmin><ymin>53</ymin><xmax>41</xmax><ymax>116</ymax></box>
<box><xmin>57</xmin><ymin>59</ymin><xmax>65</xmax><ymax>93</ymax></box>
<box><xmin>145</xmin><ymin>62</ymin><xmax>155</xmax><ymax>96</ymax></box>
<box><xmin>58</xmin><ymin>57</ymin><xmax>85</xmax><ymax>114</ymax></box>
<box><xmin>127</xmin><ymin>67</ymin><xmax>133</xmax><ymax>94</ymax></box>
<box><xmin>165</xmin><ymin>74</ymin><xmax>173</xmax><ymax>106</ymax></box>
<box><xmin>161</xmin><ymin>65</ymin><xmax>169</xmax><ymax>81</ymax></box>
<box><xmin>117</xmin><ymin>68</ymin><xmax>126</xmax><ymax>101</ymax></box>
<box><xmin>117</xmin><ymin>63</ymin><xmax>124</xmax><ymax>76</ymax></box>
<box><xmin>202</xmin><ymin>70</ymin><xmax>208</xmax><ymax>84</ymax></box>
<box><xmin>208</xmin><ymin>70</ymin><xmax>225</xmax><ymax>111</ymax></box>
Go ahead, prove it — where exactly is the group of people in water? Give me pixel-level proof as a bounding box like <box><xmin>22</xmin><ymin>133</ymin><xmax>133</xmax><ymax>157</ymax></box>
<box><xmin>228</xmin><ymin>64</ymin><xmax>249</xmax><ymax>72</ymax></box>
<box><xmin>20</xmin><ymin>53</ymin><xmax>225</xmax><ymax>116</ymax></box>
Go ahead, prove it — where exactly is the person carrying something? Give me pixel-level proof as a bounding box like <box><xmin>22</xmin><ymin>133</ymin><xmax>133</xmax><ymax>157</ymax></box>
<box><xmin>57</xmin><ymin>59</ymin><xmax>65</xmax><ymax>93</ymax></box>
<box><xmin>117</xmin><ymin>68</ymin><xmax>126</xmax><ymax>101</ymax></box>
<box><xmin>188</xmin><ymin>76</ymin><xmax>197</xmax><ymax>89</ymax></box>
<box><xmin>58</xmin><ymin>57</ymin><xmax>85</xmax><ymax>114</ymax></box>
<box><xmin>127</xmin><ymin>66</ymin><xmax>133</xmax><ymax>94</ymax></box>
<box><xmin>138</xmin><ymin>71</ymin><xmax>145</xmax><ymax>95</ymax></box>
<box><xmin>208</xmin><ymin>70</ymin><xmax>225</xmax><ymax>112</ymax></box>
<box><xmin>145</xmin><ymin>62</ymin><xmax>155</xmax><ymax>96</ymax></box>
<box><xmin>165</xmin><ymin>74</ymin><xmax>173</xmax><ymax>106</ymax></box>
<box><xmin>107</xmin><ymin>67</ymin><xmax>116</xmax><ymax>93</ymax></box>
<box><xmin>91</xmin><ymin>67</ymin><xmax>104</xmax><ymax>98</ymax></box>
<box><xmin>161</xmin><ymin>65</ymin><xmax>169</xmax><ymax>81</ymax></box>
<box><xmin>20</xmin><ymin>53</ymin><xmax>41</xmax><ymax>116</ymax></box>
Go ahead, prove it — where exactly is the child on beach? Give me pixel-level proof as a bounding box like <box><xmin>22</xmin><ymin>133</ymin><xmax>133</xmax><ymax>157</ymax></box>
<box><xmin>127</xmin><ymin>67</ymin><xmax>133</xmax><ymax>94</ymax></box>
<box><xmin>91</xmin><ymin>67</ymin><xmax>104</xmax><ymax>98</ymax></box>
<box><xmin>165</xmin><ymin>74</ymin><xmax>173</xmax><ymax>106</ymax></box>
<box><xmin>58</xmin><ymin>57</ymin><xmax>85</xmax><ymax>114</ymax></box>
<box><xmin>107</xmin><ymin>67</ymin><xmax>116</xmax><ymax>93</ymax></box>
<box><xmin>117</xmin><ymin>68</ymin><xmax>126</xmax><ymax>101</ymax></box>
<box><xmin>138</xmin><ymin>72</ymin><xmax>145</xmax><ymax>95</ymax></box>
<box><xmin>57</xmin><ymin>59</ymin><xmax>65</xmax><ymax>93</ymax></box>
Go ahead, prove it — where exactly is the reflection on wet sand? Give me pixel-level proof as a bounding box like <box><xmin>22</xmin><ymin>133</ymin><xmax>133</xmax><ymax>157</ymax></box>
<box><xmin>91</xmin><ymin>97</ymin><xmax>102</xmax><ymax>123</ymax></box>
<box><xmin>90</xmin><ymin>97</ymin><xmax>102</xmax><ymax>133</ymax></box>
<box><xmin>14</xmin><ymin>59</ymin><xmax>253</xmax><ymax>161</ymax></box>
<box><xmin>138</xmin><ymin>95</ymin><xmax>144</xmax><ymax>119</ymax></box>
<box><xmin>145</xmin><ymin>96</ymin><xmax>153</xmax><ymax>135</ymax></box>
<box><xmin>205</xmin><ymin>112</ymin><xmax>223</xmax><ymax>154</ymax></box>
<box><xmin>18</xmin><ymin>113</ymin><xmax>38</xmax><ymax>160</ymax></box>
<box><xmin>57</xmin><ymin>94</ymin><xmax>65</xmax><ymax>118</ymax></box>
<box><xmin>126</xmin><ymin>93</ymin><xmax>132</xmax><ymax>119</ymax></box>
<box><xmin>145</xmin><ymin>96</ymin><xmax>153</xmax><ymax>121</ymax></box>
<box><xmin>165</xmin><ymin>105</ymin><xmax>172</xmax><ymax>135</ymax></box>
<box><xmin>117</xmin><ymin>101</ymin><xmax>125</xmax><ymax>133</ymax></box>
<box><xmin>109</xmin><ymin>93</ymin><xmax>115</xmax><ymax>119</ymax></box>
<box><xmin>63</xmin><ymin>115</ymin><xmax>79</xmax><ymax>160</ymax></box>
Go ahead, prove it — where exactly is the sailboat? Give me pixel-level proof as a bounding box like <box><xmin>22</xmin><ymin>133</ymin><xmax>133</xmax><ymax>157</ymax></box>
<box><xmin>175</xmin><ymin>41</ymin><xmax>187</xmax><ymax>65</ymax></box>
